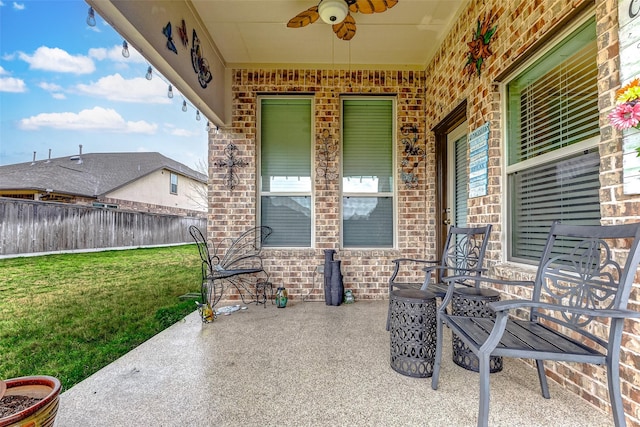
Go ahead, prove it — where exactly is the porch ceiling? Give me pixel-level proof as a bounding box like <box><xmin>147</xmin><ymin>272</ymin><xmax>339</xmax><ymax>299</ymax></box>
<box><xmin>190</xmin><ymin>0</ymin><xmax>467</xmax><ymax>68</ymax></box>
<box><xmin>87</xmin><ymin>0</ymin><xmax>466</xmax><ymax>125</ymax></box>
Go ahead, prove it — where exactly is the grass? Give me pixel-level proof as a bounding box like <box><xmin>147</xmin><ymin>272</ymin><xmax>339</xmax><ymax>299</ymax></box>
<box><xmin>0</xmin><ymin>245</ymin><xmax>201</xmax><ymax>391</ymax></box>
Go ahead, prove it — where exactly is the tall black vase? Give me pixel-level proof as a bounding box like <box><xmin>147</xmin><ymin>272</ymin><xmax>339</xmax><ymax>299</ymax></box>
<box><xmin>323</xmin><ymin>249</ymin><xmax>335</xmax><ymax>305</ymax></box>
<box><xmin>330</xmin><ymin>260</ymin><xmax>344</xmax><ymax>306</ymax></box>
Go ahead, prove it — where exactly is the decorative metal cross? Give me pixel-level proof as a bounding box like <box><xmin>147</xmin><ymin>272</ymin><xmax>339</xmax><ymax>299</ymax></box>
<box><xmin>317</xmin><ymin>128</ymin><xmax>338</xmax><ymax>189</ymax></box>
<box><xmin>214</xmin><ymin>143</ymin><xmax>248</xmax><ymax>191</ymax></box>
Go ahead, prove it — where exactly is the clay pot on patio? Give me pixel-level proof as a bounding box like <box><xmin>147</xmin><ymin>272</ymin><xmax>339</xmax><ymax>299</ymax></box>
<box><xmin>0</xmin><ymin>376</ymin><xmax>61</xmax><ymax>427</ymax></box>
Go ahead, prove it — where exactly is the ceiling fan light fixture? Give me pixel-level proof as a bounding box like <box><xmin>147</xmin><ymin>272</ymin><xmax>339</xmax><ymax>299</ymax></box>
<box><xmin>318</xmin><ymin>0</ymin><xmax>348</xmax><ymax>24</ymax></box>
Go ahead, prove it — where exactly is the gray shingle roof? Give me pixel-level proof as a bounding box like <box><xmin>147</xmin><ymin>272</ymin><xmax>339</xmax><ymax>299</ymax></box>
<box><xmin>0</xmin><ymin>152</ymin><xmax>207</xmax><ymax>197</ymax></box>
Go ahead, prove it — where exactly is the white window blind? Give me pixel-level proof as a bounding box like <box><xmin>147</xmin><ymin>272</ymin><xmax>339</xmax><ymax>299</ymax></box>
<box><xmin>507</xmin><ymin>17</ymin><xmax>601</xmax><ymax>262</ymax></box>
<box><xmin>260</xmin><ymin>98</ymin><xmax>312</xmax><ymax>247</ymax></box>
<box><xmin>342</xmin><ymin>98</ymin><xmax>394</xmax><ymax>248</ymax></box>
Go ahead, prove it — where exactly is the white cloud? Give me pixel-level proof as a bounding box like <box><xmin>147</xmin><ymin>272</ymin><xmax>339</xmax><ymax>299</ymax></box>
<box><xmin>0</xmin><ymin>77</ymin><xmax>26</xmax><ymax>92</ymax></box>
<box><xmin>51</xmin><ymin>93</ymin><xmax>66</xmax><ymax>100</ymax></box>
<box><xmin>18</xmin><ymin>106</ymin><xmax>158</xmax><ymax>134</ymax></box>
<box><xmin>89</xmin><ymin>44</ymin><xmax>146</xmax><ymax>64</ymax></box>
<box><xmin>75</xmin><ymin>73</ymin><xmax>171</xmax><ymax>104</ymax></box>
<box><xmin>12</xmin><ymin>2</ymin><xmax>24</xmax><ymax>10</ymax></box>
<box><xmin>38</xmin><ymin>82</ymin><xmax>62</xmax><ymax>92</ymax></box>
<box><xmin>170</xmin><ymin>128</ymin><xmax>199</xmax><ymax>137</ymax></box>
<box><xmin>0</xmin><ymin>65</ymin><xmax>8</xmax><ymax>75</ymax></box>
<box><xmin>18</xmin><ymin>46</ymin><xmax>95</xmax><ymax>74</ymax></box>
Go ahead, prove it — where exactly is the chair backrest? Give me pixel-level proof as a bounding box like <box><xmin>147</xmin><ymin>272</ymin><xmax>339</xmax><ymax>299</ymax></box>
<box><xmin>219</xmin><ymin>226</ymin><xmax>273</xmax><ymax>271</ymax></box>
<box><xmin>532</xmin><ymin>221</ymin><xmax>640</xmax><ymax>350</ymax></box>
<box><xmin>188</xmin><ymin>225</ymin><xmax>216</xmax><ymax>280</ymax></box>
<box><xmin>438</xmin><ymin>225</ymin><xmax>492</xmax><ymax>282</ymax></box>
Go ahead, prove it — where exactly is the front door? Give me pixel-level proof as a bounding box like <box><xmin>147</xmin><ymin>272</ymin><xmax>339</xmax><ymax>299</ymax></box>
<box><xmin>433</xmin><ymin>101</ymin><xmax>467</xmax><ymax>251</ymax></box>
<box><xmin>446</xmin><ymin>122</ymin><xmax>468</xmax><ymax>228</ymax></box>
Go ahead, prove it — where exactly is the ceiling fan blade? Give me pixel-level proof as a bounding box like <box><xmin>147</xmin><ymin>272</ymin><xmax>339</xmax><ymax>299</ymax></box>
<box><xmin>349</xmin><ymin>0</ymin><xmax>398</xmax><ymax>14</ymax></box>
<box><xmin>287</xmin><ymin>6</ymin><xmax>320</xmax><ymax>28</ymax></box>
<box><xmin>333</xmin><ymin>13</ymin><xmax>356</xmax><ymax>40</ymax></box>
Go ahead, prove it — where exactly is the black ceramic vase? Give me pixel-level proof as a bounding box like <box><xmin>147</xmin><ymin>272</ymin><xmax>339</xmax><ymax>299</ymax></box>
<box><xmin>323</xmin><ymin>249</ymin><xmax>335</xmax><ymax>305</ymax></box>
<box><xmin>330</xmin><ymin>260</ymin><xmax>344</xmax><ymax>306</ymax></box>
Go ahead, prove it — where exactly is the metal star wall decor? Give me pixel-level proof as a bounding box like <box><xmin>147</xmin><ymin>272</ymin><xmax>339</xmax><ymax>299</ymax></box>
<box><xmin>214</xmin><ymin>143</ymin><xmax>248</xmax><ymax>191</ymax></box>
<box><xmin>400</xmin><ymin>124</ymin><xmax>425</xmax><ymax>188</ymax></box>
<box><xmin>465</xmin><ymin>9</ymin><xmax>498</xmax><ymax>77</ymax></box>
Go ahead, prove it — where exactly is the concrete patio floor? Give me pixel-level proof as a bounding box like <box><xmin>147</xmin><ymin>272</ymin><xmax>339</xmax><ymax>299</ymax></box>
<box><xmin>55</xmin><ymin>300</ymin><xmax>613</xmax><ymax>426</ymax></box>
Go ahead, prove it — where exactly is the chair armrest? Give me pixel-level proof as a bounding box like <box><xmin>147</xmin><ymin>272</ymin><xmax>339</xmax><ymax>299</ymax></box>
<box><xmin>420</xmin><ymin>266</ymin><xmax>487</xmax><ymax>290</ymax></box>
<box><xmin>392</xmin><ymin>258</ymin><xmax>440</xmax><ymax>265</ymax></box>
<box><xmin>389</xmin><ymin>258</ymin><xmax>440</xmax><ymax>285</ymax></box>
<box><xmin>442</xmin><ymin>275</ymin><xmax>534</xmax><ymax>287</ymax></box>
<box><xmin>487</xmin><ymin>300</ymin><xmax>640</xmax><ymax>319</ymax></box>
<box><xmin>438</xmin><ymin>276</ymin><xmax>534</xmax><ymax>310</ymax></box>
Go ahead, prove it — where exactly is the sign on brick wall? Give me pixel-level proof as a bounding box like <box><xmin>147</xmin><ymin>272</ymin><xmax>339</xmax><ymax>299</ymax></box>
<box><xmin>468</xmin><ymin>122</ymin><xmax>489</xmax><ymax>198</ymax></box>
<box><xmin>619</xmin><ymin>0</ymin><xmax>640</xmax><ymax>194</ymax></box>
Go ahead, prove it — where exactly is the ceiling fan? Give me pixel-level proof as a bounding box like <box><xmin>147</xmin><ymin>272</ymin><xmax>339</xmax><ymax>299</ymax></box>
<box><xmin>287</xmin><ymin>0</ymin><xmax>398</xmax><ymax>41</ymax></box>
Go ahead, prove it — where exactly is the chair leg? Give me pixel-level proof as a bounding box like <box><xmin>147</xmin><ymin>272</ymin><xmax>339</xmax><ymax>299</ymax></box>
<box><xmin>607</xmin><ymin>353</ymin><xmax>626</xmax><ymax>427</ymax></box>
<box><xmin>431</xmin><ymin>313</ymin><xmax>444</xmax><ymax>390</ymax></box>
<box><xmin>536</xmin><ymin>360</ymin><xmax>550</xmax><ymax>399</ymax></box>
<box><xmin>386</xmin><ymin>299</ymin><xmax>392</xmax><ymax>331</ymax></box>
<box><xmin>477</xmin><ymin>351</ymin><xmax>491</xmax><ymax>427</ymax></box>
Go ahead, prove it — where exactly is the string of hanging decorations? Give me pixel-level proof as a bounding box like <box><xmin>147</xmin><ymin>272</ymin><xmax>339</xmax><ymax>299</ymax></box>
<box><xmin>85</xmin><ymin>6</ymin><xmax>215</xmax><ymax>132</ymax></box>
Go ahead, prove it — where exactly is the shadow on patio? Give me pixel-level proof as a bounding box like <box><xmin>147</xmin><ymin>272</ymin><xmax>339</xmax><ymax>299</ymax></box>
<box><xmin>56</xmin><ymin>300</ymin><xmax>612</xmax><ymax>426</ymax></box>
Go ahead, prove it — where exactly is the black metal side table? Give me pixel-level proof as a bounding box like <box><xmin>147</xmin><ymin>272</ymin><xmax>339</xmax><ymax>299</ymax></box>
<box><xmin>451</xmin><ymin>288</ymin><xmax>503</xmax><ymax>373</ymax></box>
<box><xmin>389</xmin><ymin>289</ymin><xmax>437</xmax><ymax>378</ymax></box>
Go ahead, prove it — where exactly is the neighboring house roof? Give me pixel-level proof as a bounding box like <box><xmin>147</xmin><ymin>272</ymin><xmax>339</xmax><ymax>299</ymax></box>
<box><xmin>0</xmin><ymin>152</ymin><xmax>207</xmax><ymax>198</ymax></box>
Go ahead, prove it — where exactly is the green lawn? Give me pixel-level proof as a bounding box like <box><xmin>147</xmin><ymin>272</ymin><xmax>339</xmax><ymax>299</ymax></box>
<box><xmin>0</xmin><ymin>245</ymin><xmax>201</xmax><ymax>391</ymax></box>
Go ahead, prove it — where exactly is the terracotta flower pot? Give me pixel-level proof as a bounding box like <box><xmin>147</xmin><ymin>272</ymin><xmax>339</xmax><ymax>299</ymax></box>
<box><xmin>0</xmin><ymin>376</ymin><xmax>61</xmax><ymax>427</ymax></box>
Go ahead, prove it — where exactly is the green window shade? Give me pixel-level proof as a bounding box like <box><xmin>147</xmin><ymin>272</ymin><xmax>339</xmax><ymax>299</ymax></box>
<box><xmin>454</xmin><ymin>134</ymin><xmax>468</xmax><ymax>227</ymax></box>
<box><xmin>510</xmin><ymin>149</ymin><xmax>601</xmax><ymax>261</ymax></box>
<box><xmin>343</xmin><ymin>197</ymin><xmax>393</xmax><ymax>247</ymax></box>
<box><xmin>261</xmin><ymin>98</ymin><xmax>312</xmax><ymax>192</ymax></box>
<box><xmin>507</xmin><ymin>17</ymin><xmax>598</xmax><ymax>165</ymax></box>
<box><xmin>260</xmin><ymin>97</ymin><xmax>312</xmax><ymax>247</ymax></box>
<box><xmin>506</xmin><ymin>17</ymin><xmax>600</xmax><ymax>263</ymax></box>
<box><xmin>261</xmin><ymin>196</ymin><xmax>311</xmax><ymax>247</ymax></box>
<box><xmin>343</xmin><ymin>99</ymin><xmax>393</xmax><ymax>192</ymax></box>
<box><xmin>342</xmin><ymin>98</ymin><xmax>394</xmax><ymax>247</ymax></box>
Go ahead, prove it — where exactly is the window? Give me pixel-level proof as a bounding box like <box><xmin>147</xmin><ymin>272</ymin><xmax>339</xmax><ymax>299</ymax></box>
<box><xmin>342</xmin><ymin>98</ymin><xmax>394</xmax><ymax>248</ymax></box>
<box><xmin>259</xmin><ymin>97</ymin><xmax>312</xmax><ymax>247</ymax></box>
<box><xmin>170</xmin><ymin>173</ymin><xmax>178</xmax><ymax>194</ymax></box>
<box><xmin>506</xmin><ymin>16</ymin><xmax>601</xmax><ymax>263</ymax></box>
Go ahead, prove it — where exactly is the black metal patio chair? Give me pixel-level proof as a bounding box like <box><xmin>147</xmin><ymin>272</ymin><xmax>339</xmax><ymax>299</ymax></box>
<box><xmin>431</xmin><ymin>221</ymin><xmax>640</xmax><ymax>427</ymax></box>
<box><xmin>189</xmin><ymin>225</ymin><xmax>272</xmax><ymax>320</ymax></box>
<box><xmin>386</xmin><ymin>225</ymin><xmax>492</xmax><ymax>330</ymax></box>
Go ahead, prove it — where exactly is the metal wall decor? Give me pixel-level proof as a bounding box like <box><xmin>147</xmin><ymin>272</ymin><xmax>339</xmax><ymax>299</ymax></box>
<box><xmin>191</xmin><ymin>30</ymin><xmax>213</xmax><ymax>88</ymax></box>
<box><xmin>317</xmin><ymin>128</ymin><xmax>338</xmax><ymax>189</ymax></box>
<box><xmin>162</xmin><ymin>22</ymin><xmax>178</xmax><ymax>54</ymax></box>
<box><xmin>214</xmin><ymin>143</ymin><xmax>248</xmax><ymax>191</ymax></box>
<box><xmin>464</xmin><ymin>9</ymin><xmax>498</xmax><ymax>77</ymax></box>
<box><xmin>400</xmin><ymin>124</ymin><xmax>425</xmax><ymax>188</ymax></box>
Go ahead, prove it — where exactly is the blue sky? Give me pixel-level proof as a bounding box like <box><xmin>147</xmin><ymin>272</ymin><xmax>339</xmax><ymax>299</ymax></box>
<box><xmin>0</xmin><ymin>0</ymin><xmax>208</xmax><ymax>169</ymax></box>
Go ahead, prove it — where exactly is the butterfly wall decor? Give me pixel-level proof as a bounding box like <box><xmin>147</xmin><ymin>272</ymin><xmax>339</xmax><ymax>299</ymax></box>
<box><xmin>191</xmin><ymin>29</ymin><xmax>212</xmax><ymax>88</ymax></box>
<box><xmin>162</xmin><ymin>22</ymin><xmax>178</xmax><ymax>54</ymax></box>
<box><xmin>178</xmin><ymin>19</ymin><xmax>189</xmax><ymax>47</ymax></box>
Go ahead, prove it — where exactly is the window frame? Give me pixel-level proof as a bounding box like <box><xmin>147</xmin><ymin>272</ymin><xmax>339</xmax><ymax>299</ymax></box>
<box><xmin>257</xmin><ymin>95</ymin><xmax>315</xmax><ymax>248</ymax></box>
<box><xmin>501</xmin><ymin>10</ymin><xmax>600</xmax><ymax>264</ymax></box>
<box><xmin>170</xmin><ymin>172</ymin><xmax>178</xmax><ymax>195</ymax></box>
<box><xmin>340</xmin><ymin>96</ymin><xmax>397</xmax><ymax>249</ymax></box>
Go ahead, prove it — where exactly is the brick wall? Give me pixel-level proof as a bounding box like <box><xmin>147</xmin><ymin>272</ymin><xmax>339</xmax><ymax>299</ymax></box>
<box><xmin>421</xmin><ymin>0</ymin><xmax>640</xmax><ymax>424</ymax></box>
<box><xmin>206</xmin><ymin>0</ymin><xmax>640</xmax><ymax>423</ymax></box>
<box><xmin>210</xmin><ymin>69</ymin><xmax>432</xmax><ymax>301</ymax></box>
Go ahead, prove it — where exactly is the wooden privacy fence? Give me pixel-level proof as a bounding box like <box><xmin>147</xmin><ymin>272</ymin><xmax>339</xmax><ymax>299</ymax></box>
<box><xmin>0</xmin><ymin>198</ymin><xmax>206</xmax><ymax>256</ymax></box>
